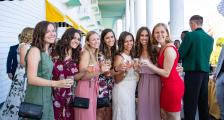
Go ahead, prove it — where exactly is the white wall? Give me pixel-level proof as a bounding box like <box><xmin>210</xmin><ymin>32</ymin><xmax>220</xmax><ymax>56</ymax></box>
<box><xmin>0</xmin><ymin>0</ymin><xmax>45</xmax><ymax>103</ymax></box>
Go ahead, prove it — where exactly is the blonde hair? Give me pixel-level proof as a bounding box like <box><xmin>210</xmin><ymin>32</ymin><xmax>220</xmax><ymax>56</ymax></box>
<box><xmin>20</xmin><ymin>27</ymin><xmax>34</xmax><ymax>44</ymax></box>
<box><xmin>84</xmin><ymin>31</ymin><xmax>99</xmax><ymax>64</ymax></box>
<box><xmin>152</xmin><ymin>23</ymin><xmax>171</xmax><ymax>45</ymax></box>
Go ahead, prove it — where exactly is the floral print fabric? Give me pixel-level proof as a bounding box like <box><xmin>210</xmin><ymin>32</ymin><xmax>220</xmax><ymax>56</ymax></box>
<box><xmin>52</xmin><ymin>58</ymin><xmax>78</xmax><ymax>120</ymax></box>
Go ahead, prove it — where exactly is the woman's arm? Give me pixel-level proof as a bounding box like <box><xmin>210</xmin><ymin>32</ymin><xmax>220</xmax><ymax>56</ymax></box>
<box><xmin>77</xmin><ymin>50</ymin><xmax>100</xmax><ymax>80</ymax></box>
<box><xmin>113</xmin><ymin>55</ymin><xmax>127</xmax><ymax>83</ymax></box>
<box><xmin>27</xmin><ymin>47</ymin><xmax>73</xmax><ymax>88</ymax></box>
<box><xmin>145</xmin><ymin>47</ymin><xmax>176</xmax><ymax>78</ymax></box>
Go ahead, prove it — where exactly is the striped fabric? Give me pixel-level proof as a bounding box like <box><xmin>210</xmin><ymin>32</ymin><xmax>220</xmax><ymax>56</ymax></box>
<box><xmin>218</xmin><ymin>0</ymin><xmax>224</xmax><ymax>16</ymax></box>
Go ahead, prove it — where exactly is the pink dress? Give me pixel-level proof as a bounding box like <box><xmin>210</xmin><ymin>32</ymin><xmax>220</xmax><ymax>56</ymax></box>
<box><xmin>52</xmin><ymin>59</ymin><xmax>79</xmax><ymax>120</ymax></box>
<box><xmin>74</xmin><ymin>65</ymin><xmax>100</xmax><ymax>120</ymax></box>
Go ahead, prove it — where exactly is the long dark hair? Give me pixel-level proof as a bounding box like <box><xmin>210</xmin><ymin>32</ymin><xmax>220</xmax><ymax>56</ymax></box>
<box><xmin>55</xmin><ymin>28</ymin><xmax>82</xmax><ymax>63</ymax></box>
<box><xmin>135</xmin><ymin>27</ymin><xmax>157</xmax><ymax>64</ymax></box>
<box><xmin>117</xmin><ymin>31</ymin><xmax>135</xmax><ymax>58</ymax></box>
<box><xmin>100</xmin><ymin>28</ymin><xmax>117</xmax><ymax>59</ymax></box>
<box><xmin>31</xmin><ymin>21</ymin><xmax>56</xmax><ymax>52</ymax></box>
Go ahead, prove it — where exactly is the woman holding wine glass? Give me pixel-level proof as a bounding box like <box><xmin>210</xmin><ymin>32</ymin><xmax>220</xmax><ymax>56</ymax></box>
<box><xmin>112</xmin><ymin>31</ymin><xmax>138</xmax><ymax>120</ymax></box>
<box><xmin>74</xmin><ymin>31</ymin><xmax>109</xmax><ymax>120</ymax></box>
<box><xmin>51</xmin><ymin>28</ymin><xmax>82</xmax><ymax>120</ymax></box>
<box><xmin>96</xmin><ymin>29</ymin><xmax>117</xmax><ymax>120</ymax></box>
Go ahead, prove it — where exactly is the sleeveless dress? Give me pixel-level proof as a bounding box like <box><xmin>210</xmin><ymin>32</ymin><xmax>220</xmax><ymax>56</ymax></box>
<box><xmin>137</xmin><ymin>58</ymin><xmax>161</xmax><ymax>120</ymax></box>
<box><xmin>74</xmin><ymin>65</ymin><xmax>100</xmax><ymax>120</ymax></box>
<box><xmin>24</xmin><ymin>52</ymin><xmax>54</xmax><ymax>120</ymax></box>
<box><xmin>112</xmin><ymin>53</ymin><xmax>138</xmax><ymax>120</ymax></box>
<box><xmin>52</xmin><ymin>58</ymin><xmax>79</xmax><ymax>120</ymax></box>
<box><xmin>157</xmin><ymin>46</ymin><xmax>184</xmax><ymax>112</ymax></box>
<box><xmin>0</xmin><ymin>43</ymin><xmax>30</xmax><ymax>120</ymax></box>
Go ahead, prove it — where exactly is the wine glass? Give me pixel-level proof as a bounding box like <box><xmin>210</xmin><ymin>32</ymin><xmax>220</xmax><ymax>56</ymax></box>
<box><xmin>98</xmin><ymin>54</ymin><xmax>105</xmax><ymax>64</ymax></box>
<box><xmin>67</xmin><ymin>75</ymin><xmax>76</xmax><ymax>87</ymax></box>
<box><xmin>105</xmin><ymin>59</ymin><xmax>112</xmax><ymax>70</ymax></box>
<box><xmin>133</xmin><ymin>58</ymin><xmax>140</xmax><ymax>70</ymax></box>
<box><xmin>122</xmin><ymin>59</ymin><xmax>129</xmax><ymax>77</ymax></box>
<box><xmin>87</xmin><ymin>64</ymin><xmax>95</xmax><ymax>72</ymax></box>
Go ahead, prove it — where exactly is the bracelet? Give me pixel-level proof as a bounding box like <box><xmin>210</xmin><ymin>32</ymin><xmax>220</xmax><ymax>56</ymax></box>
<box><xmin>114</xmin><ymin>67</ymin><xmax>118</xmax><ymax>72</ymax></box>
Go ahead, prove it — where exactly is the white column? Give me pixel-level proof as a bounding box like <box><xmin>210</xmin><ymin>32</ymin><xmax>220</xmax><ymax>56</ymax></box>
<box><xmin>125</xmin><ymin>0</ymin><xmax>130</xmax><ymax>31</ymax></box>
<box><xmin>146</xmin><ymin>0</ymin><xmax>154</xmax><ymax>30</ymax></box>
<box><xmin>122</xmin><ymin>15</ymin><xmax>126</xmax><ymax>32</ymax></box>
<box><xmin>135</xmin><ymin>0</ymin><xmax>146</xmax><ymax>33</ymax></box>
<box><xmin>129</xmin><ymin>0</ymin><xmax>135</xmax><ymax>35</ymax></box>
<box><xmin>170</xmin><ymin>0</ymin><xmax>184</xmax><ymax>41</ymax></box>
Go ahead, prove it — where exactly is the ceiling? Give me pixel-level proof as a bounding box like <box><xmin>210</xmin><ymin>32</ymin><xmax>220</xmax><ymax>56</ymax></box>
<box><xmin>98</xmin><ymin>0</ymin><xmax>126</xmax><ymax>28</ymax></box>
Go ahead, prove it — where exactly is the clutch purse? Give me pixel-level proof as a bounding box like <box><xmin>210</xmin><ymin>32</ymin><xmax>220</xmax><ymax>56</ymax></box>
<box><xmin>71</xmin><ymin>97</ymin><xmax>90</xmax><ymax>109</ymax></box>
<box><xmin>18</xmin><ymin>102</ymin><xmax>43</xmax><ymax>119</ymax></box>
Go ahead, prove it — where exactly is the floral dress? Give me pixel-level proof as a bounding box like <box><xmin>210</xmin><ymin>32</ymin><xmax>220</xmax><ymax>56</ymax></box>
<box><xmin>52</xmin><ymin>58</ymin><xmax>79</xmax><ymax>120</ymax></box>
<box><xmin>98</xmin><ymin>74</ymin><xmax>113</xmax><ymax>105</ymax></box>
<box><xmin>0</xmin><ymin>43</ymin><xmax>30</xmax><ymax>120</ymax></box>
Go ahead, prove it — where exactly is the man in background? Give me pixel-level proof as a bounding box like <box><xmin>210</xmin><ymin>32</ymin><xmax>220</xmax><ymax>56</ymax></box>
<box><xmin>179</xmin><ymin>15</ymin><xmax>214</xmax><ymax>120</ymax></box>
<box><xmin>6</xmin><ymin>34</ymin><xmax>20</xmax><ymax>80</ymax></box>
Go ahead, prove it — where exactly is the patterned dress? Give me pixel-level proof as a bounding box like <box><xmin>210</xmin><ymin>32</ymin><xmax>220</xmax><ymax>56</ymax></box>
<box><xmin>98</xmin><ymin>74</ymin><xmax>113</xmax><ymax>104</ymax></box>
<box><xmin>52</xmin><ymin>58</ymin><xmax>79</xmax><ymax>120</ymax></box>
<box><xmin>0</xmin><ymin>43</ymin><xmax>30</xmax><ymax>120</ymax></box>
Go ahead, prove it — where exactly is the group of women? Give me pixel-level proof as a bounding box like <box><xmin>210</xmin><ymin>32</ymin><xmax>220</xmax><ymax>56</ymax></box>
<box><xmin>0</xmin><ymin>21</ymin><xmax>184</xmax><ymax>120</ymax></box>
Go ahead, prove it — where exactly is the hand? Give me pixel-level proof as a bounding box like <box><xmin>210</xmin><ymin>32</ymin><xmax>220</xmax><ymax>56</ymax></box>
<box><xmin>213</xmin><ymin>74</ymin><xmax>217</xmax><ymax>83</ymax></box>
<box><xmin>8</xmin><ymin>73</ymin><xmax>13</xmax><ymax>80</ymax></box>
<box><xmin>176</xmin><ymin>66</ymin><xmax>183</xmax><ymax>73</ymax></box>
<box><xmin>141</xmin><ymin>59</ymin><xmax>152</xmax><ymax>68</ymax></box>
<box><xmin>55</xmin><ymin>79</ymin><xmax>74</xmax><ymax>88</ymax></box>
<box><xmin>160</xmin><ymin>109</ymin><xmax>167</xmax><ymax>120</ymax></box>
<box><xmin>101</xmin><ymin>62</ymin><xmax>111</xmax><ymax>73</ymax></box>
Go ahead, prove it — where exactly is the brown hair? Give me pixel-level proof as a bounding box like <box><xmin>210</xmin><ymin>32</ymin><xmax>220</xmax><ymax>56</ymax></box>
<box><xmin>31</xmin><ymin>21</ymin><xmax>56</xmax><ymax>52</ymax></box>
<box><xmin>135</xmin><ymin>27</ymin><xmax>157</xmax><ymax>64</ymax></box>
<box><xmin>190</xmin><ymin>15</ymin><xmax>203</xmax><ymax>26</ymax></box>
<box><xmin>117</xmin><ymin>31</ymin><xmax>135</xmax><ymax>58</ymax></box>
<box><xmin>20</xmin><ymin>27</ymin><xmax>34</xmax><ymax>44</ymax></box>
<box><xmin>55</xmin><ymin>28</ymin><xmax>82</xmax><ymax>63</ymax></box>
<box><xmin>152</xmin><ymin>23</ymin><xmax>171</xmax><ymax>45</ymax></box>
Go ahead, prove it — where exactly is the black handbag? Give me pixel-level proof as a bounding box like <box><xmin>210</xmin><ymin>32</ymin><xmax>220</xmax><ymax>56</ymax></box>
<box><xmin>18</xmin><ymin>50</ymin><xmax>43</xmax><ymax>119</ymax></box>
<box><xmin>70</xmin><ymin>81</ymin><xmax>90</xmax><ymax>109</ymax></box>
<box><xmin>71</xmin><ymin>97</ymin><xmax>90</xmax><ymax>109</ymax></box>
<box><xmin>18</xmin><ymin>102</ymin><xmax>43</xmax><ymax>119</ymax></box>
<box><xmin>97</xmin><ymin>97</ymin><xmax>110</xmax><ymax>108</ymax></box>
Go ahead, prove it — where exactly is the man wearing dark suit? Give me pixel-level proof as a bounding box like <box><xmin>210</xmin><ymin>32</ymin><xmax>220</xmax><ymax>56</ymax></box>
<box><xmin>6</xmin><ymin>44</ymin><xmax>19</xmax><ymax>80</ymax></box>
<box><xmin>214</xmin><ymin>45</ymin><xmax>224</xmax><ymax>119</ymax></box>
<box><xmin>179</xmin><ymin>15</ymin><xmax>214</xmax><ymax>120</ymax></box>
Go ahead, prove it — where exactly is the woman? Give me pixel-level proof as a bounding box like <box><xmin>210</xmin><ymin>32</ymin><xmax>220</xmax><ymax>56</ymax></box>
<box><xmin>52</xmin><ymin>28</ymin><xmax>82</xmax><ymax>120</ymax></box>
<box><xmin>135</xmin><ymin>27</ymin><xmax>161</xmax><ymax>120</ymax></box>
<box><xmin>96</xmin><ymin>29</ymin><xmax>117</xmax><ymax>120</ymax></box>
<box><xmin>74</xmin><ymin>31</ymin><xmax>108</xmax><ymax>120</ymax></box>
<box><xmin>0</xmin><ymin>27</ymin><xmax>34</xmax><ymax>120</ymax></box>
<box><xmin>24</xmin><ymin>21</ymin><xmax>74</xmax><ymax>120</ymax></box>
<box><xmin>144</xmin><ymin>23</ymin><xmax>184</xmax><ymax>120</ymax></box>
<box><xmin>112</xmin><ymin>31</ymin><xmax>138</xmax><ymax>120</ymax></box>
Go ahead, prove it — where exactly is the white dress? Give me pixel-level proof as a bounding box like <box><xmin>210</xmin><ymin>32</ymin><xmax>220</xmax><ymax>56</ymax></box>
<box><xmin>112</xmin><ymin>53</ymin><xmax>138</xmax><ymax>120</ymax></box>
<box><xmin>0</xmin><ymin>43</ymin><xmax>30</xmax><ymax>120</ymax></box>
